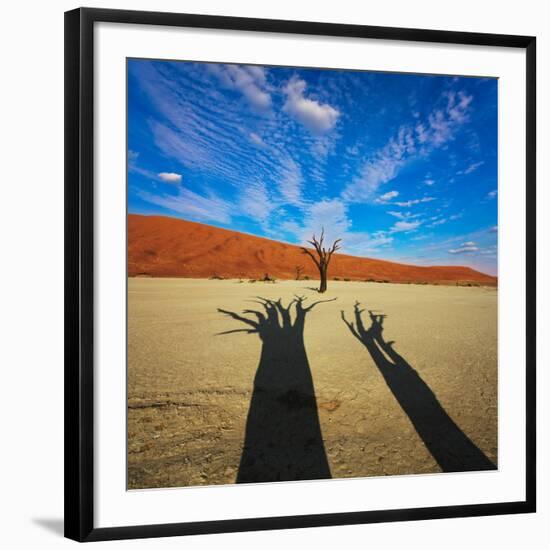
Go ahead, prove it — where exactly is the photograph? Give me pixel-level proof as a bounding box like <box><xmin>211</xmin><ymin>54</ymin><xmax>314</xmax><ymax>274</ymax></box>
<box><xmin>126</xmin><ymin>58</ymin><xmax>499</xmax><ymax>490</ymax></box>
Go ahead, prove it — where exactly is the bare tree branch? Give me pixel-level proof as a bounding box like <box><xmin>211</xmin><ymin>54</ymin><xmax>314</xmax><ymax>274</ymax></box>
<box><xmin>301</xmin><ymin>246</ymin><xmax>320</xmax><ymax>268</ymax></box>
<box><xmin>301</xmin><ymin>229</ymin><xmax>342</xmax><ymax>293</ymax></box>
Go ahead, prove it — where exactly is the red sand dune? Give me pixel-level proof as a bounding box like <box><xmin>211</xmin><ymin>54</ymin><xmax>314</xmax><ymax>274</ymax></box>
<box><xmin>128</xmin><ymin>214</ymin><xmax>497</xmax><ymax>286</ymax></box>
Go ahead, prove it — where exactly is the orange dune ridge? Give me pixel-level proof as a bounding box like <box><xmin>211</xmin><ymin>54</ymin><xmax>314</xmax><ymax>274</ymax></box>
<box><xmin>128</xmin><ymin>214</ymin><xmax>497</xmax><ymax>286</ymax></box>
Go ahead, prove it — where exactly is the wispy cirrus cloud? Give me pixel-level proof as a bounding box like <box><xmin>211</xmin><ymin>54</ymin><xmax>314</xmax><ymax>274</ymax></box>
<box><xmin>343</xmin><ymin>89</ymin><xmax>474</xmax><ymax>203</ymax></box>
<box><xmin>387</xmin><ymin>211</ymin><xmax>421</xmax><ymax>221</ymax></box>
<box><xmin>278</xmin><ymin>157</ymin><xmax>304</xmax><ymax>206</ymax></box>
<box><xmin>390</xmin><ymin>220</ymin><xmax>422</xmax><ymax>233</ymax></box>
<box><xmin>129</xmin><ymin>151</ymin><xmax>183</xmax><ymax>184</ymax></box>
<box><xmin>131</xmin><ymin>61</ymin><xmax>309</xmax><ymax>218</ymax></box>
<box><xmin>394</xmin><ymin>197</ymin><xmax>435</xmax><ymax>208</ymax></box>
<box><xmin>458</xmin><ymin>160</ymin><xmax>484</xmax><ymax>175</ymax></box>
<box><xmin>238</xmin><ymin>180</ymin><xmax>274</xmax><ymax>224</ymax></box>
<box><xmin>343</xmin><ymin>127</ymin><xmax>415</xmax><ymax>202</ymax></box>
<box><xmin>137</xmin><ymin>186</ymin><xmax>233</xmax><ymax>225</ymax></box>
<box><xmin>422</xmin><ymin>90</ymin><xmax>472</xmax><ymax>146</ymax></box>
<box><xmin>449</xmin><ymin>241</ymin><xmax>479</xmax><ymax>254</ymax></box>
<box><xmin>427</xmin><ymin>217</ymin><xmax>447</xmax><ymax>228</ymax></box>
<box><xmin>375</xmin><ymin>190</ymin><xmax>399</xmax><ymax>204</ymax></box>
<box><xmin>283</xmin><ymin>198</ymin><xmax>393</xmax><ymax>255</ymax></box>
<box><xmin>206</xmin><ymin>63</ymin><xmax>272</xmax><ymax>111</ymax></box>
<box><xmin>424</xmin><ymin>210</ymin><xmax>462</xmax><ymax>229</ymax></box>
<box><xmin>248</xmin><ymin>132</ymin><xmax>266</xmax><ymax>147</ymax></box>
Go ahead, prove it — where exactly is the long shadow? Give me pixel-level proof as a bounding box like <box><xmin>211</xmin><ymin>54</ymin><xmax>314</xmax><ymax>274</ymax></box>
<box><xmin>341</xmin><ymin>302</ymin><xmax>496</xmax><ymax>473</ymax></box>
<box><xmin>218</xmin><ymin>296</ymin><xmax>334</xmax><ymax>483</ymax></box>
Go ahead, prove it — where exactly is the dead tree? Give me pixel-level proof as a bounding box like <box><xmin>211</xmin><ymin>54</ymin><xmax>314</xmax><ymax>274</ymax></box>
<box><xmin>301</xmin><ymin>228</ymin><xmax>341</xmax><ymax>293</ymax></box>
<box><xmin>295</xmin><ymin>265</ymin><xmax>304</xmax><ymax>281</ymax></box>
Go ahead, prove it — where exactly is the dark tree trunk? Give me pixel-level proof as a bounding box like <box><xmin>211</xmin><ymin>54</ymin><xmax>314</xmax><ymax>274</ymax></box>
<box><xmin>319</xmin><ymin>266</ymin><xmax>328</xmax><ymax>293</ymax></box>
<box><xmin>300</xmin><ymin>229</ymin><xmax>341</xmax><ymax>294</ymax></box>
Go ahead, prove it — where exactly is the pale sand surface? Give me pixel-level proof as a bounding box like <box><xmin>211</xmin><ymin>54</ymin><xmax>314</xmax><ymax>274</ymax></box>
<box><xmin>128</xmin><ymin>278</ymin><xmax>497</xmax><ymax>489</ymax></box>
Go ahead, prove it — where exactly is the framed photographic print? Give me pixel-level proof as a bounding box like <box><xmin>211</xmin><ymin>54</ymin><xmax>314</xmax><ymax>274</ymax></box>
<box><xmin>65</xmin><ymin>7</ymin><xmax>536</xmax><ymax>542</ymax></box>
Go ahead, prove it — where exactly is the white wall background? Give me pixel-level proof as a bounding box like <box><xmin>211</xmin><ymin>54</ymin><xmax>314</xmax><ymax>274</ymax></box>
<box><xmin>0</xmin><ymin>0</ymin><xmax>546</xmax><ymax>548</ymax></box>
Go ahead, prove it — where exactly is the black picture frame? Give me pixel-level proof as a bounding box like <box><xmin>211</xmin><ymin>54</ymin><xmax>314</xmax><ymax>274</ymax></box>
<box><xmin>65</xmin><ymin>7</ymin><xmax>537</xmax><ymax>542</ymax></box>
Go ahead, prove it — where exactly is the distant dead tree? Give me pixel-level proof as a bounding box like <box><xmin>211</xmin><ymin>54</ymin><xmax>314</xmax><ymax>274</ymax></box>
<box><xmin>301</xmin><ymin>228</ymin><xmax>341</xmax><ymax>293</ymax></box>
<box><xmin>295</xmin><ymin>265</ymin><xmax>304</xmax><ymax>281</ymax></box>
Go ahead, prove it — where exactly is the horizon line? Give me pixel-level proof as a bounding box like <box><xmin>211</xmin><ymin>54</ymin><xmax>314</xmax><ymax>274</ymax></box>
<box><xmin>127</xmin><ymin>212</ymin><xmax>497</xmax><ymax>279</ymax></box>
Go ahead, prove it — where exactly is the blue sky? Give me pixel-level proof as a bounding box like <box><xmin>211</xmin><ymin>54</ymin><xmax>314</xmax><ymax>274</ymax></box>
<box><xmin>128</xmin><ymin>59</ymin><xmax>498</xmax><ymax>275</ymax></box>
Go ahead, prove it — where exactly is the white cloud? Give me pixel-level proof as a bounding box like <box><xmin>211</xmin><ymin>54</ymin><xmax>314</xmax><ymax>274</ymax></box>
<box><xmin>249</xmin><ymin>132</ymin><xmax>266</xmax><ymax>147</ymax></box>
<box><xmin>424</xmin><ymin>178</ymin><xmax>435</xmax><ymax>186</ymax></box>
<box><xmin>479</xmin><ymin>244</ymin><xmax>498</xmax><ymax>257</ymax></box>
<box><xmin>239</xmin><ymin>180</ymin><xmax>273</xmax><ymax>223</ymax></box>
<box><xmin>279</xmin><ymin>219</ymin><xmax>303</xmax><ymax>236</ymax></box>
<box><xmin>415</xmin><ymin>123</ymin><xmax>429</xmax><ymax>144</ymax></box>
<box><xmin>424</xmin><ymin>92</ymin><xmax>473</xmax><ymax>148</ymax></box>
<box><xmin>449</xmin><ymin>241</ymin><xmax>479</xmax><ymax>254</ymax></box>
<box><xmin>283</xmin><ymin>77</ymin><xmax>340</xmax><ymax>134</ymax></box>
<box><xmin>342</xmin><ymin>88</ymin><xmax>473</xmax><ymax>203</ymax></box>
<box><xmin>428</xmin><ymin>91</ymin><xmax>473</xmax><ymax>146</ymax></box>
<box><xmin>489</xmin><ymin>225</ymin><xmax>498</xmax><ymax>233</ymax></box>
<box><xmin>344</xmin><ymin>127</ymin><xmax>415</xmax><ymax>202</ymax></box>
<box><xmin>244</xmin><ymin>65</ymin><xmax>267</xmax><ymax>83</ymax></box>
<box><xmin>138</xmin><ymin>187</ymin><xmax>233</xmax><ymax>224</ymax></box>
<box><xmin>158</xmin><ymin>172</ymin><xmax>182</xmax><ymax>184</ymax></box>
<box><xmin>283</xmin><ymin>198</ymin><xmax>393</xmax><ymax>256</ymax></box>
<box><xmin>277</xmin><ymin>157</ymin><xmax>303</xmax><ymax>206</ymax></box>
<box><xmin>345</xmin><ymin>231</ymin><xmax>394</xmax><ymax>252</ymax></box>
<box><xmin>427</xmin><ymin>218</ymin><xmax>447</xmax><ymax>228</ymax></box>
<box><xmin>390</xmin><ymin>220</ymin><xmax>422</xmax><ymax>233</ymax></box>
<box><xmin>394</xmin><ymin>197</ymin><xmax>435</xmax><ymax>207</ymax></box>
<box><xmin>127</xmin><ymin>149</ymin><xmax>158</xmax><ymax>180</ymax></box>
<box><xmin>446</xmin><ymin>91</ymin><xmax>473</xmax><ymax>123</ymax></box>
<box><xmin>486</xmin><ymin>189</ymin><xmax>498</xmax><ymax>199</ymax></box>
<box><xmin>299</xmin><ymin>199</ymin><xmax>350</xmax><ymax>244</ymax></box>
<box><xmin>152</xmin><ymin>121</ymin><xmax>229</xmax><ymax>177</ymax></box>
<box><xmin>427</xmin><ymin>110</ymin><xmax>452</xmax><ymax>146</ymax></box>
<box><xmin>210</xmin><ymin>64</ymin><xmax>272</xmax><ymax>110</ymax></box>
<box><xmin>463</xmin><ymin>160</ymin><xmax>484</xmax><ymax>174</ymax></box>
<box><xmin>386</xmin><ymin>210</ymin><xmax>420</xmax><ymax>221</ymax></box>
<box><xmin>375</xmin><ymin>190</ymin><xmax>399</xmax><ymax>203</ymax></box>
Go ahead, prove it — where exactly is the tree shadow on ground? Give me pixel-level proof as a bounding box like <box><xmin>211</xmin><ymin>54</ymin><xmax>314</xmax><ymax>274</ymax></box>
<box><xmin>218</xmin><ymin>296</ymin><xmax>334</xmax><ymax>483</ymax></box>
<box><xmin>341</xmin><ymin>302</ymin><xmax>496</xmax><ymax>473</ymax></box>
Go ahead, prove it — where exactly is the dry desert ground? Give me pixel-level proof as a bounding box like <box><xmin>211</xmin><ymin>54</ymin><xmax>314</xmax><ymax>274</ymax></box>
<box><xmin>128</xmin><ymin>278</ymin><xmax>498</xmax><ymax>489</ymax></box>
